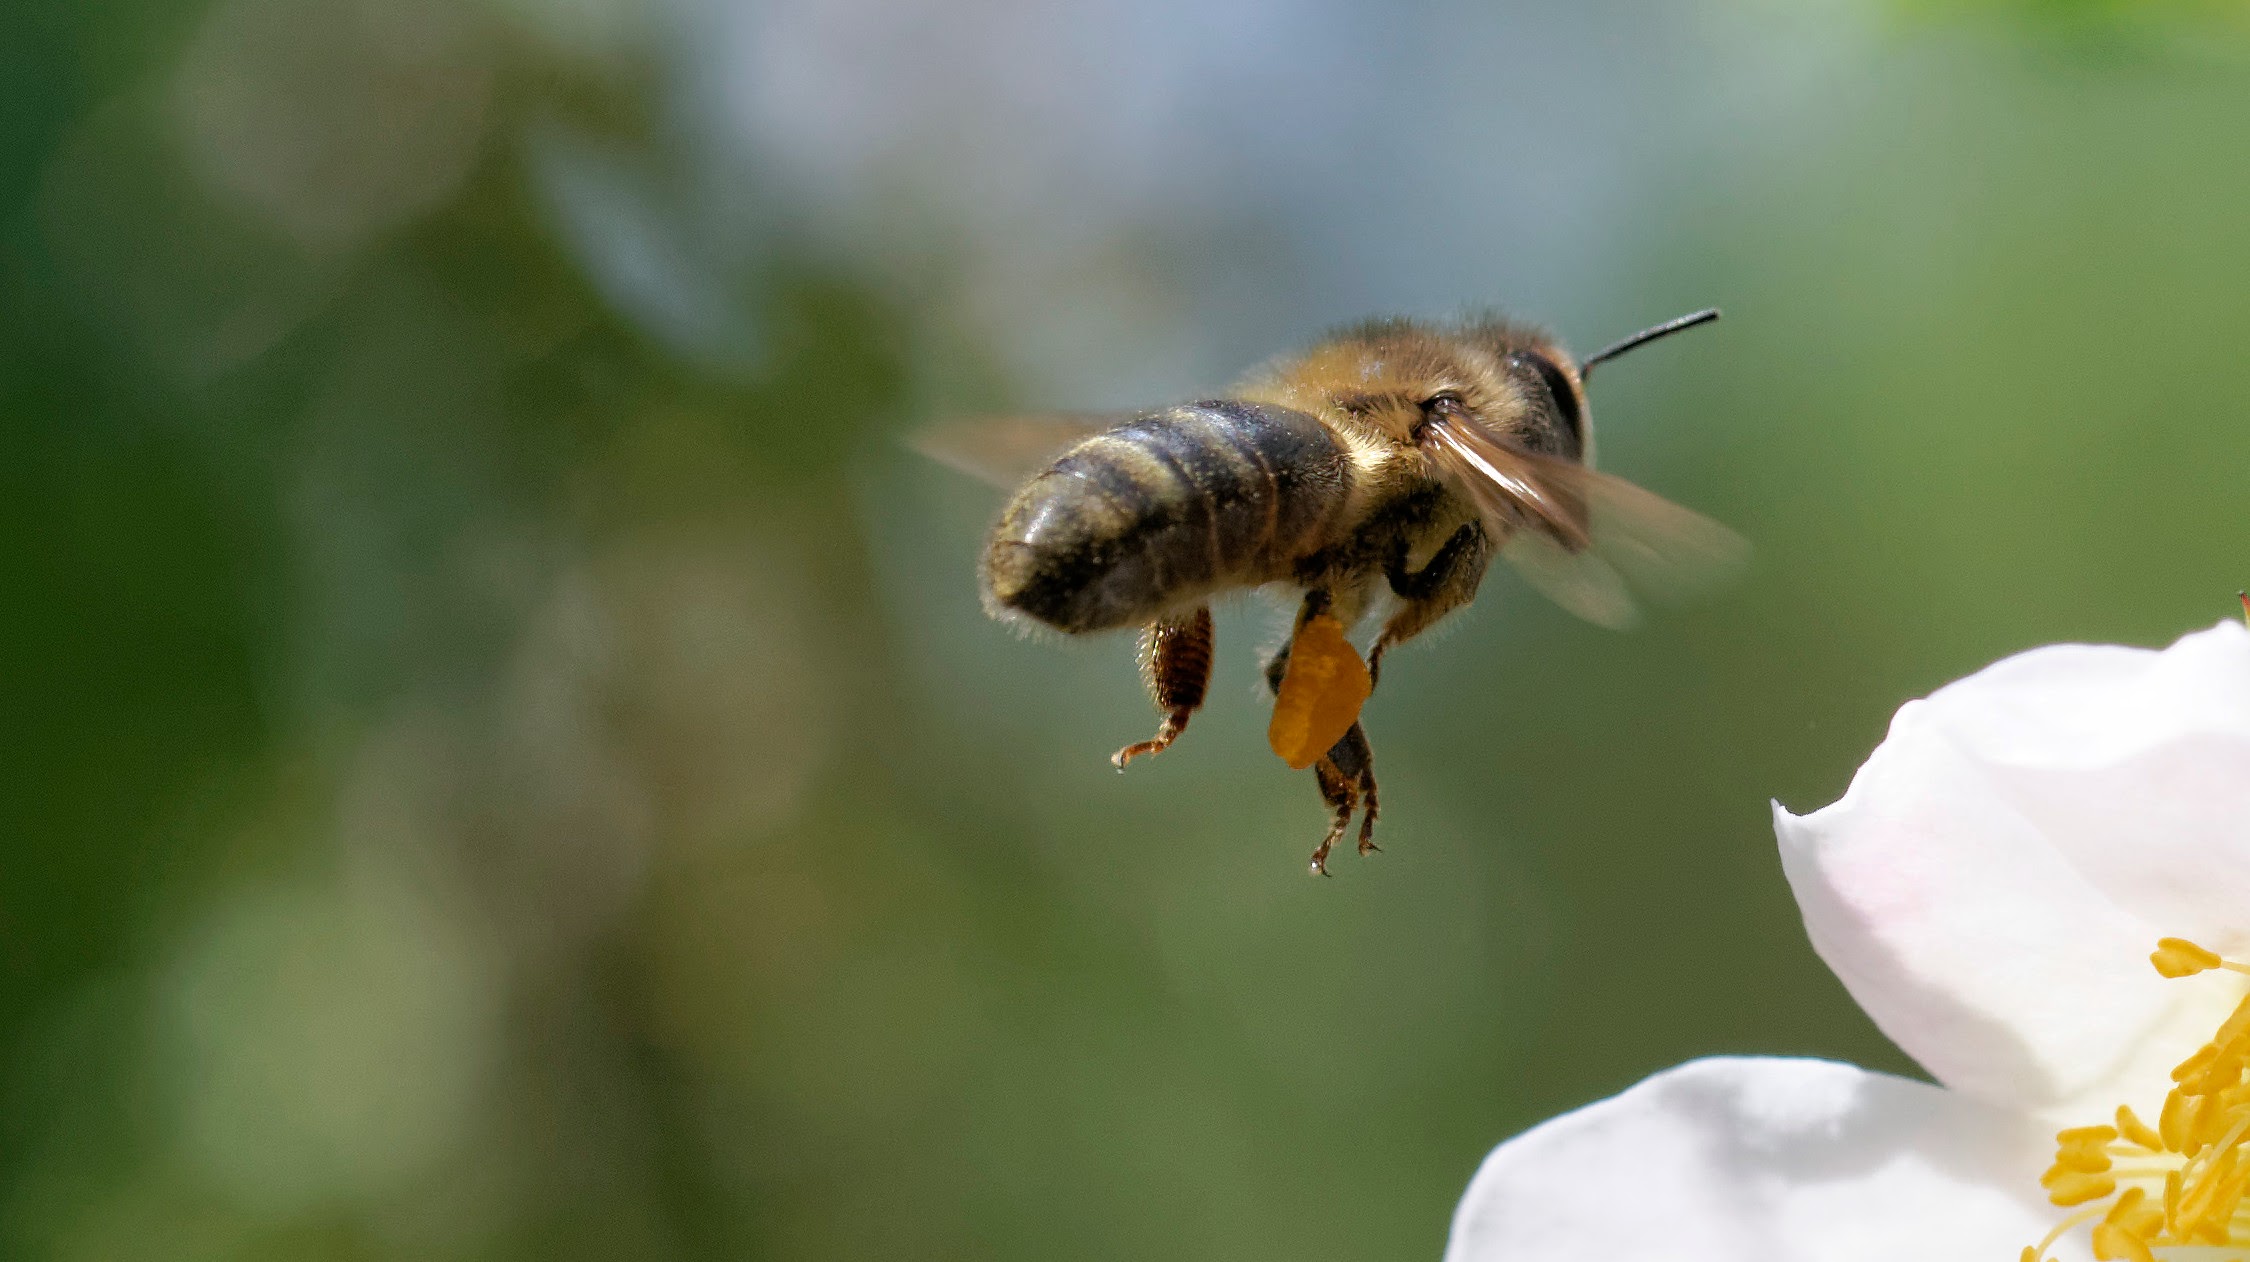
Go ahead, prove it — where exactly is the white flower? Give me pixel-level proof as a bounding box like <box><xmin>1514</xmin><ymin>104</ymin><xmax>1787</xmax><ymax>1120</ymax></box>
<box><xmin>1445</xmin><ymin>621</ymin><xmax>2250</xmax><ymax>1262</ymax></box>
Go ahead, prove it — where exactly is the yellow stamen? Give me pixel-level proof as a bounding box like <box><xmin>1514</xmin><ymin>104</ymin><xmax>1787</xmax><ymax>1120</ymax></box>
<box><xmin>2049</xmin><ymin>1170</ymin><xmax>2118</xmax><ymax>1206</ymax></box>
<box><xmin>2105</xmin><ymin>1185</ymin><xmax>2159</xmax><ymax>1229</ymax></box>
<box><xmin>2173</xmin><ymin>1042</ymin><xmax>2222</xmax><ymax>1083</ymax></box>
<box><xmin>2199</xmin><ymin>1160</ymin><xmax>2250</xmax><ymax>1237</ymax></box>
<box><xmin>2048</xmin><ymin>1125</ymin><xmax>2119</xmax><ymax>1176</ymax></box>
<box><xmin>2089</xmin><ymin>1219</ymin><xmax>2156</xmax><ymax>1262</ymax></box>
<box><xmin>2162</xmin><ymin>1088</ymin><xmax>2200</xmax><ymax>1154</ymax></box>
<box><xmin>2210</xmin><ymin>991</ymin><xmax>2250</xmax><ymax>1045</ymax></box>
<box><xmin>2025</xmin><ymin>938</ymin><xmax>2250</xmax><ymax>1261</ymax></box>
<box><xmin>2192</xmin><ymin>1111</ymin><xmax>2250</xmax><ymax>1187</ymax></box>
<box><xmin>2094</xmin><ymin>1186</ymin><xmax>2166</xmax><ymax>1262</ymax></box>
<box><xmin>2117</xmin><ymin>1105</ymin><xmax>2164</xmax><ymax>1152</ymax></box>
<box><xmin>2156</xmin><ymin>937</ymin><xmax>2226</xmax><ymax>978</ymax></box>
<box><xmin>2178</xmin><ymin>1147</ymin><xmax>2238</xmax><ymax>1232</ymax></box>
<box><xmin>2032</xmin><ymin>1204</ymin><xmax>2109</xmax><ymax>1262</ymax></box>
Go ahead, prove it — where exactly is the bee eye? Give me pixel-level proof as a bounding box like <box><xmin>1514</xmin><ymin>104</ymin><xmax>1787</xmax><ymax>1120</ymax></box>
<box><xmin>1509</xmin><ymin>353</ymin><xmax>1585</xmax><ymax>458</ymax></box>
<box><xmin>1412</xmin><ymin>392</ymin><xmax>1467</xmax><ymax>441</ymax></box>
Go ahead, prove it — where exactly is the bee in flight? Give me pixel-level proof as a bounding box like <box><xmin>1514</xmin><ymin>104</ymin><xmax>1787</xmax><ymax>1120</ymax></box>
<box><xmin>915</xmin><ymin>309</ymin><xmax>1745</xmax><ymax>875</ymax></box>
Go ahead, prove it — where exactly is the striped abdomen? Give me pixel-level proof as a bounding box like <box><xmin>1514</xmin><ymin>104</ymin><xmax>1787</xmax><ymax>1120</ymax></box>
<box><xmin>983</xmin><ymin>400</ymin><xmax>1351</xmax><ymax>633</ymax></box>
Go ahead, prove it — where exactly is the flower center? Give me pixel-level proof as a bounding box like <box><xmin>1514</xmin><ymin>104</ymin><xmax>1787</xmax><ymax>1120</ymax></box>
<box><xmin>2025</xmin><ymin>939</ymin><xmax>2250</xmax><ymax>1262</ymax></box>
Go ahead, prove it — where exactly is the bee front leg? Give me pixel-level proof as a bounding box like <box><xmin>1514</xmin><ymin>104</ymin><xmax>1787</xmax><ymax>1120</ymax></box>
<box><xmin>1112</xmin><ymin>605</ymin><xmax>1214</xmax><ymax>770</ymax></box>
<box><xmin>1371</xmin><ymin>523</ymin><xmax>1489</xmax><ymax>688</ymax></box>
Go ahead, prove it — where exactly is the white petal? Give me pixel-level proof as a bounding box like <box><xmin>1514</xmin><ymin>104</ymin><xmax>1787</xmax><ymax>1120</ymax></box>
<box><xmin>1445</xmin><ymin>1057</ymin><xmax>2065</xmax><ymax>1262</ymax></box>
<box><xmin>1777</xmin><ymin>622</ymin><xmax>2250</xmax><ymax>1113</ymax></box>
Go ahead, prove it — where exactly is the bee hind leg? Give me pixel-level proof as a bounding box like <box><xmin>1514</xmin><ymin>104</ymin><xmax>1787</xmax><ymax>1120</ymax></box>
<box><xmin>1263</xmin><ymin>614</ymin><xmax>1383</xmax><ymax>873</ymax></box>
<box><xmin>1112</xmin><ymin>606</ymin><xmax>1213</xmax><ymax>771</ymax></box>
<box><xmin>1308</xmin><ymin>722</ymin><xmax>1380</xmax><ymax>873</ymax></box>
<box><xmin>1329</xmin><ymin>722</ymin><xmax>1381</xmax><ymax>856</ymax></box>
<box><xmin>1309</xmin><ymin>758</ymin><xmax>1359</xmax><ymax>877</ymax></box>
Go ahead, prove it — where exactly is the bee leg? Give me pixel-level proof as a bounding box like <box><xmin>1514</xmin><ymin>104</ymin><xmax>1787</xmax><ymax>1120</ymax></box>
<box><xmin>1367</xmin><ymin>637</ymin><xmax>1397</xmax><ymax>691</ymax></box>
<box><xmin>1308</xmin><ymin>758</ymin><xmax>1359</xmax><ymax>877</ymax></box>
<box><xmin>1322</xmin><ymin>721</ymin><xmax>1381</xmax><ymax>857</ymax></box>
<box><xmin>1258</xmin><ymin>585</ymin><xmax>1326</xmax><ymax>698</ymax></box>
<box><xmin>1260</xmin><ymin>585</ymin><xmax>1349</xmax><ymax>695</ymax></box>
<box><xmin>1268</xmin><ymin>589</ymin><xmax>1382</xmax><ymax>873</ymax></box>
<box><xmin>1262</xmin><ymin>641</ymin><xmax>1290</xmax><ymax>695</ymax></box>
<box><xmin>1112</xmin><ymin>605</ymin><xmax>1214</xmax><ymax>770</ymax></box>
<box><xmin>1372</xmin><ymin>523</ymin><xmax>1490</xmax><ymax>689</ymax></box>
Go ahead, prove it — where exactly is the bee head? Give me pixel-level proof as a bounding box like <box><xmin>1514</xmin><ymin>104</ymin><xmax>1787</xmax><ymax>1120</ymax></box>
<box><xmin>1419</xmin><ymin>322</ymin><xmax>1589</xmax><ymax>463</ymax></box>
<box><xmin>1463</xmin><ymin>307</ymin><xmax>1723</xmax><ymax>466</ymax></box>
<box><xmin>1256</xmin><ymin>319</ymin><xmax>1576</xmax><ymax>460</ymax></box>
<box><xmin>1246</xmin><ymin>308</ymin><xmax>1715</xmax><ymax>472</ymax></box>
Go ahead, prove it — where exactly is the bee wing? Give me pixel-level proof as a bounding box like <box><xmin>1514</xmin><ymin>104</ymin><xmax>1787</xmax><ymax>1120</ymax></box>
<box><xmin>907</xmin><ymin>413</ymin><xmax>1127</xmax><ymax>488</ymax></box>
<box><xmin>1420</xmin><ymin>414</ymin><xmax>1748</xmax><ymax>630</ymax></box>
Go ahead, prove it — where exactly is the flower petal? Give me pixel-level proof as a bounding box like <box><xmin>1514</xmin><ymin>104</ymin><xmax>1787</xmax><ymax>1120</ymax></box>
<box><xmin>1445</xmin><ymin>1057</ymin><xmax>2060</xmax><ymax>1262</ymax></box>
<box><xmin>1777</xmin><ymin>622</ymin><xmax>2250</xmax><ymax>1114</ymax></box>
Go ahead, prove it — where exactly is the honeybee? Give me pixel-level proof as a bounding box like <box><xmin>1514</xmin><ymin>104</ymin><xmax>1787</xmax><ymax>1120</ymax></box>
<box><xmin>916</xmin><ymin>309</ymin><xmax>1745</xmax><ymax>874</ymax></box>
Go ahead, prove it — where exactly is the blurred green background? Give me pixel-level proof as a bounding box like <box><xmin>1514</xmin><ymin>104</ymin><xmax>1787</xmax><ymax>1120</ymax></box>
<box><xmin>6</xmin><ymin>0</ymin><xmax>2250</xmax><ymax>1257</ymax></box>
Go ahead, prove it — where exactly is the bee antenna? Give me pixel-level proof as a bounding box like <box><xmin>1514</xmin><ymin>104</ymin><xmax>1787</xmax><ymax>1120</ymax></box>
<box><xmin>1579</xmin><ymin>308</ymin><xmax>1721</xmax><ymax>382</ymax></box>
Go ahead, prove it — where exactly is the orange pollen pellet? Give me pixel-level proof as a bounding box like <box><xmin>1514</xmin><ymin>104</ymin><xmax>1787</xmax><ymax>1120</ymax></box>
<box><xmin>1267</xmin><ymin>615</ymin><xmax>1371</xmax><ymax>770</ymax></box>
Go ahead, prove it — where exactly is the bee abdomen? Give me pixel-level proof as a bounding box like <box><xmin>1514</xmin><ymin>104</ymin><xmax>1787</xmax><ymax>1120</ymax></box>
<box><xmin>983</xmin><ymin>400</ymin><xmax>1350</xmax><ymax>633</ymax></box>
